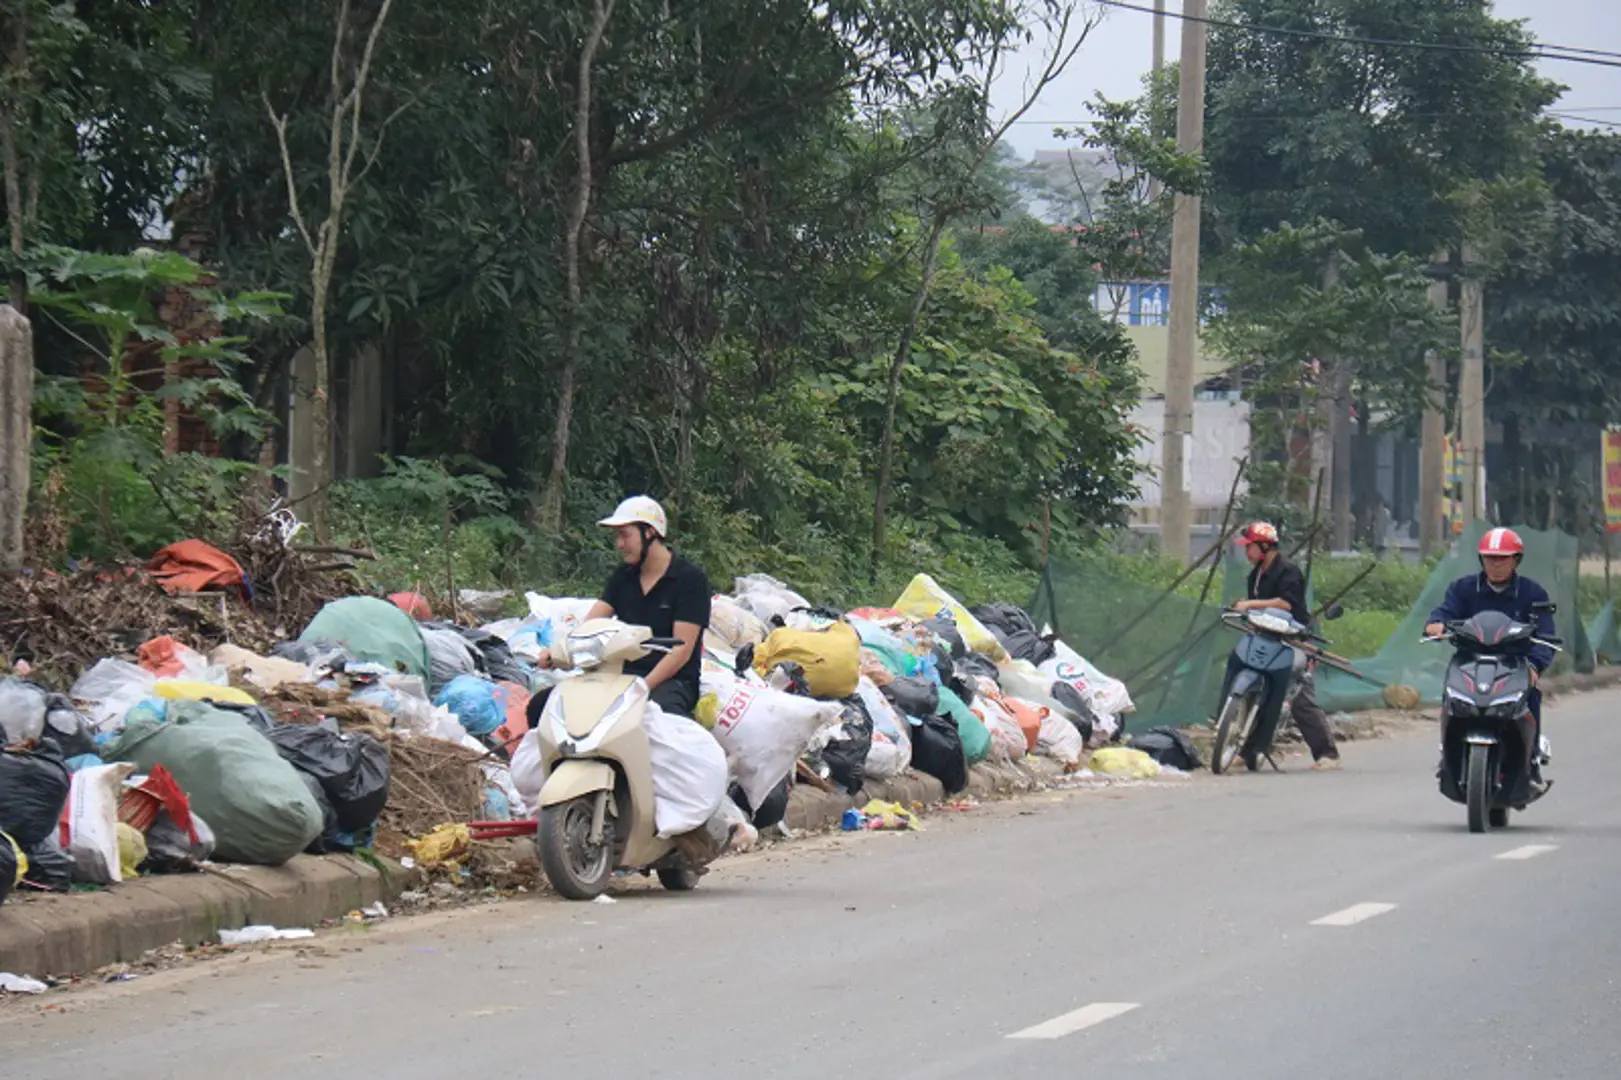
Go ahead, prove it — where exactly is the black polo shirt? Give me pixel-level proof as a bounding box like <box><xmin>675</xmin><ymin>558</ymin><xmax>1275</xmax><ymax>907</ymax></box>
<box><xmin>600</xmin><ymin>553</ymin><xmax>711</xmax><ymax>694</ymax></box>
<box><xmin>1247</xmin><ymin>555</ymin><xmax>1311</xmax><ymax>627</ymax></box>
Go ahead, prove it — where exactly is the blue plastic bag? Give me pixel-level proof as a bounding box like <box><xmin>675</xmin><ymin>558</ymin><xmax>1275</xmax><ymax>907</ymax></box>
<box><xmin>433</xmin><ymin>675</ymin><xmax>505</xmax><ymax>736</ymax></box>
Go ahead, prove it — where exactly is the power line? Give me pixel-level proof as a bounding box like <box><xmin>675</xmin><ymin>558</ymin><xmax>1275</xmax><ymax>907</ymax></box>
<box><xmin>1092</xmin><ymin>0</ymin><xmax>1621</xmax><ymax>71</ymax></box>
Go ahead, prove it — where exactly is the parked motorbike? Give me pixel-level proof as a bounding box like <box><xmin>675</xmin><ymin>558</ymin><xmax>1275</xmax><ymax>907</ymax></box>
<box><xmin>533</xmin><ymin>619</ymin><xmax>719</xmax><ymax>899</ymax></box>
<box><xmin>1424</xmin><ymin>604</ymin><xmax>1560</xmax><ymax>833</ymax></box>
<box><xmin>1211</xmin><ymin>603</ymin><xmax>1345</xmax><ymax>775</ymax></box>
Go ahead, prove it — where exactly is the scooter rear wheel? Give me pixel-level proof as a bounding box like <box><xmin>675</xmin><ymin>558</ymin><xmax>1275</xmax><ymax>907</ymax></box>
<box><xmin>538</xmin><ymin>796</ymin><xmax>613</xmax><ymax>900</ymax></box>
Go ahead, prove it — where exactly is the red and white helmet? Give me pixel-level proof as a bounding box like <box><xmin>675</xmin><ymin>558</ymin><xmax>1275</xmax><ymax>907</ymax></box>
<box><xmin>1236</xmin><ymin>521</ymin><xmax>1280</xmax><ymax>548</ymax></box>
<box><xmin>1478</xmin><ymin>527</ymin><xmax>1524</xmax><ymax>557</ymax></box>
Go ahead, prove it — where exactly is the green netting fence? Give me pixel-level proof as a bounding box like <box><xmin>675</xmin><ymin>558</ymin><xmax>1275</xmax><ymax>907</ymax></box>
<box><xmin>1030</xmin><ymin>521</ymin><xmax>1597</xmax><ymax>734</ymax></box>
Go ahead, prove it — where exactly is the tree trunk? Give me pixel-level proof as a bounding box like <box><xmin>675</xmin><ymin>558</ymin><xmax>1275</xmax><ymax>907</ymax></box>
<box><xmin>871</xmin><ymin>214</ymin><xmax>948</xmax><ymax>580</ymax></box>
<box><xmin>1329</xmin><ymin>363</ymin><xmax>1354</xmax><ymax>550</ymax></box>
<box><xmin>1</xmin><ymin>10</ymin><xmax>28</xmax><ymax>313</ymax></box>
<box><xmin>0</xmin><ymin>305</ymin><xmax>31</xmax><ymax>570</ymax></box>
<box><xmin>1500</xmin><ymin>414</ymin><xmax>1522</xmax><ymax>525</ymax></box>
<box><xmin>541</xmin><ymin>0</ymin><xmax>616</xmax><ymax>532</ymax></box>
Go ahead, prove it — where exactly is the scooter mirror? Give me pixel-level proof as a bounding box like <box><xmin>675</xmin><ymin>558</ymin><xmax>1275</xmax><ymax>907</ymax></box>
<box><xmin>1322</xmin><ymin>603</ymin><xmax>1345</xmax><ymax>621</ymax></box>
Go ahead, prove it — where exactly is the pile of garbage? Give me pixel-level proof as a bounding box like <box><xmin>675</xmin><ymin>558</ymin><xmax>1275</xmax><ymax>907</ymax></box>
<box><xmin>1</xmin><ymin>564</ymin><xmax>1163</xmax><ymax>911</ymax></box>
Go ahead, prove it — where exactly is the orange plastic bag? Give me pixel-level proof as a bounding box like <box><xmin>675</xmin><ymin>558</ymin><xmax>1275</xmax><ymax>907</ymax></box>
<box><xmin>1003</xmin><ymin>698</ymin><xmax>1046</xmax><ymax>753</ymax></box>
<box><xmin>138</xmin><ymin>636</ymin><xmax>198</xmax><ymax>678</ymax></box>
<box><xmin>491</xmin><ymin>681</ymin><xmax>533</xmax><ymax>754</ymax></box>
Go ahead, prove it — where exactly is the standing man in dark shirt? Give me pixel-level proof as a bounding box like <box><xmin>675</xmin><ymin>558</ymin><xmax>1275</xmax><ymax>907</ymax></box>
<box><xmin>537</xmin><ymin>496</ymin><xmax>711</xmax><ymax>717</ymax></box>
<box><xmin>1228</xmin><ymin>521</ymin><xmax>1342</xmax><ymax>770</ymax></box>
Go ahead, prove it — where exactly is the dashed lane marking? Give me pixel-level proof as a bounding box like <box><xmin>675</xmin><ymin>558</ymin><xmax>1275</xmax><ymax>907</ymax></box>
<box><xmin>1007</xmin><ymin>1003</ymin><xmax>1142</xmax><ymax>1040</ymax></box>
<box><xmin>1311</xmin><ymin>902</ymin><xmax>1398</xmax><ymax>927</ymax></box>
<box><xmin>1496</xmin><ymin>844</ymin><xmax>1558</xmax><ymax>861</ymax></box>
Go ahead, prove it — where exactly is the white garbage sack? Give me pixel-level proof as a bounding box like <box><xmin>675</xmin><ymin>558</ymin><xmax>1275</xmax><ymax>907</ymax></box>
<box><xmin>732</xmin><ymin>574</ymin><xmax>809</xmax><ymax>625</ymax></box>
<box><xmin>708</xmin><ymin>596</ymin><xmax>768</xmax><ymax>650</ymax></box>
<box><xmin>705</xmin><ymin>679</ymin><xmax>842</xmax><ymax>810</ymax></box>
<box><xmin>510</xmin><ymin>729</ymin><xmax>544</xmax><ymax>816</ymax></box>
<box><xmin>1039</xmin><ymin>640</ymin><xmax>1135</xmax><ymax>730</ymax></box>
<box><xmin>63</xmin><ymin>763</ymin><xmax>135</xmax><ymax>884</ymax></box>
<box><xmin>971</xmin><ymin>691</ymin><xmax>1027</xmax><ymax>764</ymax></box>
<box><xmin>997</xmin><ymin>659</ymin><xmax>1094</xmax><ymax>733</ymax></box>
<box><xmin>70</xmin><ymin>659</ymin><xmax>158</xmax><ymax>732</ymax></box>
<box><xmin>644</xmin><ymin>703</ymin><xmax>728</xmax><ymax>838</ymax></box>
<box><xmin>850</xmin><ymin>675</ymin><xmax>910</xmax><ymax>779</ymax></box>
<box><xmin>1033</xmin><ymin>703</ymin><xmax>1085</xmax><ymax>766</ymax></box>
<box><xmin>0</xmin><ymin>678</ymin><xmax>49</xmax><ymax>745</ymax></box>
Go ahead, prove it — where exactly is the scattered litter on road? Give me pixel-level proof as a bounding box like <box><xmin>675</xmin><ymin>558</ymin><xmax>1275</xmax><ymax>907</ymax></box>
<box><xmin>0</xmin><ymin>973</ymin><xmax>49</xmax><ymax>994</ymax></box>
<box><xmin>591</xmin><ymin>894</ymin><xmax>617</xmax><ymax>905</ymax></box>
<box><xmin>219</xmin><ymin>925</ymin><xmax>316</xmax><ymax>945</ymax></box>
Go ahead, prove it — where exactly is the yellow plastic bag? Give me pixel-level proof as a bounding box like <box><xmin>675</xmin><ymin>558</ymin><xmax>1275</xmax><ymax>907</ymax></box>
<box><xmin>2</xmin><ymin>830</ymin><xmax>25</xmax><ymax>889</ymax></box>
<box><xmin>1089</xmin><ymin>747</ymin><xmax>1162</xmax><ymax>780</ymax></box>
<box><xmin>152</xmin><ymin>681</ymin><xmax>257</xmax><ymax>707</ymax></box>
<box><xmin>860</xmin><ymin>799</ymin><xmax>920</xmax><ymax>831</ymax></box>
<box><xmin>892</xmin><ymin>575</ymin><xmax>1009</xmax><ymax>662</ymax></box>
<box><xmin>117</xmin><ymin>822</ymin><xmax>147</xmax><ymax>880</ymax></box>
<box><xmin>752</xmin><ymin>622</ymin><xmax>861</xmax><ymax>699</ymax></box>
<box><xmin>405</xmin><ymin>823</ymin><xmax>472</xmax><ymax>869</ymax></box>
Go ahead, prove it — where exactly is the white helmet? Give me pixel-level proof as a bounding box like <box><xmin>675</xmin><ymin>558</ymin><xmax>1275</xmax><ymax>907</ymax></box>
<box><xmin>597</xmin><ymin>495</ymin><xmax>668</xmax><ymax>538</ymax></box>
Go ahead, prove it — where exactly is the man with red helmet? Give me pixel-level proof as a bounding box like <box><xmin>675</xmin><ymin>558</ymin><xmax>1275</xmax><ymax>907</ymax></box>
<box><xmin>1228</xmin><ymin>521</ymin><xmax>1342</xmax><ymax>770</ymax></box>
<box><xmin>1425</xmin><ymin>527</ymin><xmax>1556</xmax><ymax>784</ymax></box>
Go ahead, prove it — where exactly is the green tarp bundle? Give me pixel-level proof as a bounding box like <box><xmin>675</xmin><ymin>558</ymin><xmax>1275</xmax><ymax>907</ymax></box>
<box><xmin>107</xmin><ymin>701</ymin><xmax>324</xmax><ymax>865</ymax></box>
<box><xmin>300</xmin><ymin>596</ymin><xmax>431</xmax><ymax>680</ymax></box>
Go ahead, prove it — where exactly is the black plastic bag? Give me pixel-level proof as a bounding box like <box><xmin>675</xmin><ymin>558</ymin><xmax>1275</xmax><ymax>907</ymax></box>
<box><xmin>881</xmin><ymin>676</ymin><xmax>939</xmax><ymax>719</ymax></box>
<box><xmin>22</xmin><ymin>835</ymin><xmax>74</xmax><ymax>892</ymax></box>
<box><xmin>0</xmin><ymin>741</ymin><xmax>71</xmax><ymax>848</ymax></box>
<box><xmin>0</xmin><ymin>831</ymin><xmax>19</xmax><ymax>906</ymax></box>
<box><xmin>298</xmin><ymin>772</ymin><xmax>341</xmax><ymax>853</ymax></box>
<box><xmin>144</xmin><ymin>810</ymin><xmax>216</xmax><ymax>873</ymax></box>
<box><xmin>1049</xmin><ymin>682</ymin><xmax>1096</xmax><ymax>743</ymax></box>
<box><xmin>1130</xmin><ymin>726</ymin><xmax>1204</xmax><ymax>771</ymax></box>
<box><xmin>729</xmin><ymin>775</ymin><xmax>792</xmax><ymax>830</ymax></box>
<box><xmin>821</xmin><ymin>698</ymin><xmax>874</xmax><ymax>795</ymax></box>
<box><xmin>734</xmin><ymin>643</ymin><xmax>756</xmax><ymax>676</ymax></box>
<box><xmin>271</xmin><ymin>638</ymin><xmax>354</xmax><ymax>668</ymax></box>
<box><xmin>956</xmin><ymin>653</ymin><xmax>1001</xmax><ymax>686</ymax></box>
<box><xmin>972</xmin><ymin>603</ymin><xmax>1056</xmax><ymax>666</ymax></box>
<box><xmin>43</xmin><ymin>695</ymin><xmax>97</xmax><ymax>759</ymax></box>
<box><xmin>921</xmin><ymin>617</ymin><xmax>967</xmax><ymax>659</ymax></box>
<box><xmin>457</xmin><ymin>628</ymin><xmax>530</xmax><ymax>686</ymax></box>
<box><xmin>255</xmin><ymin>719</ymin><xmax>390</xmax><ymax>834</ymax></box>
<box><xmin>909</xmin><ymin>714</ymin><xmax>968</xmax><ymax>794</ymax></box>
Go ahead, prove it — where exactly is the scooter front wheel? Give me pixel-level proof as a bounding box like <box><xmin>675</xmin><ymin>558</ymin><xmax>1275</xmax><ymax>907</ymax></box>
<box><xmin>1466</xmin><ymin>744</ymin><xmax>1493</xmax><ymax>834</ymax></box>
<box><xmin>1211</xmin><ymin>694</ymin><xmax>1254</xmax><ymax>775</ymax></box>
<box><xmin>539</xmin><ymin>795</ymin><xmax>613</xmax><ymax>900</ymax></box>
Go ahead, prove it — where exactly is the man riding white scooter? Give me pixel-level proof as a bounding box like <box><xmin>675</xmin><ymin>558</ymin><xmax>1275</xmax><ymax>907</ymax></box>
<box><xmin>531</xmin><ymin>497</ymin><xmax>720</xmax><ymax>871</ymax></box>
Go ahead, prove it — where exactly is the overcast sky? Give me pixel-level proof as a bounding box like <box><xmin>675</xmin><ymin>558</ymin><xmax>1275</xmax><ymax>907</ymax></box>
<box><xmin>993</xmin><ymin>0</ymin><xmax>1621</xmax><ymax>157</ymax></box>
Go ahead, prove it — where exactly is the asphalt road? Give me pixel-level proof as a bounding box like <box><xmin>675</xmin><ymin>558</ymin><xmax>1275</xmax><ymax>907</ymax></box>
<box><xmin>6</xmin><ymin>688</ymin><xmax>1621</xmax><ymax>1079</ymax></box>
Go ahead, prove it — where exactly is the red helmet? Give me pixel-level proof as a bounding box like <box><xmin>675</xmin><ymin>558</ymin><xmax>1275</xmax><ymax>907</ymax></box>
<box><xmin>1478</xmin><ymin>527</ymin><xmax>1524</xmax><ymax>556</ymax></box>
<box><xmin>1236</xmin><ymin>521</ymin><xmax>1280</xmax><ymax>547</ymax></box>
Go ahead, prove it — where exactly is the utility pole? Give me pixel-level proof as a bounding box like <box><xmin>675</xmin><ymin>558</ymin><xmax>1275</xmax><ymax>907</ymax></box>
<box><xmin>1418</xmin><ymin>256</ymin><xmax>1448</xmax><ymax>556</ymax></box>
<box><xmin>1160</xmin><ymin>0</ymin><xmax>1207</xmax><ymax>563</ymax></box>
<box><xmin>1147</xmin><ymin>1</ymin><xmax>1167</xmax><ymax>202</ymax></box>
<box><xmin>1153</xmin><ymin>0</ymin><xmax>1166</xmax><ymax>72</ymax></box>
<box><xmin>1459</xmin><ymin>243</ymin><xmax>1487</xmax><ymax>526</ymax></box>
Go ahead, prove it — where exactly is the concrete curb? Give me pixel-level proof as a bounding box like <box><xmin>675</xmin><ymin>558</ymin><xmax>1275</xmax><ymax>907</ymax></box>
<box><xmin>783</xmin><ymin>758</ymin><xmax>1067</xmax><ymax>834</ymax></box>
<box><xmin>0</xmin><ymin>853</ymin><xmax>418</xmax><ymax>980</ymax></box>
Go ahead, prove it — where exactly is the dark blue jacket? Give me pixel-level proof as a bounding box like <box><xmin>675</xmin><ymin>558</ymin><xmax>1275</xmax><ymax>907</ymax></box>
<box><xmin>1428</xmin><ymin>573</ymin><xmax>1556</xmax><ymax>672</ymax></box>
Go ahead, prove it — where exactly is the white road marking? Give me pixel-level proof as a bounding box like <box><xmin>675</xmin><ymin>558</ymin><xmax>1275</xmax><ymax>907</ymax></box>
<box><xmin>1007</xmin><ymin>1003</ymin><xmax>1141</xmax><ymax>1040</ymax></box>
<box><xmin>1496</xmin><ymin>844</ymin><xmax>1559</xmax><ymax>861</ymax></box>
<box><xmin>1311</xmin><ymin>902</ymin><xmax>1398</xmax><ymax>927</ymax></box>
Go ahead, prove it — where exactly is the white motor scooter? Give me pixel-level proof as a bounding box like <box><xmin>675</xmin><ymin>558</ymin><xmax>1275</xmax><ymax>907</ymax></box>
<box><xmin>533</xmin><ymin>618</ymin><xmax>721</xmax><ymax>899</ymax></box>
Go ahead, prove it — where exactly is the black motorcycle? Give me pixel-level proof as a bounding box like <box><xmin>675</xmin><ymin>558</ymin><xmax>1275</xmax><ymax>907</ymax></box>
<box><xmin>1426</xmin><ymin>605</ymin><xmax>1561</xmax><ymax>833</ymax></box>
<box><xmin>1211</xmin><ymin>603</ymin><xmax>1345</xmax><ymax>775</ymax></box>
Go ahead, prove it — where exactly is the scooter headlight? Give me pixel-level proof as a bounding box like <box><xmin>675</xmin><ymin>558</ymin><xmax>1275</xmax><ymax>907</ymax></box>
<box><xmin>1486</xmin><ymin>695</ymin><xmax>1525</xmax><ymax>720</ymax></box>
